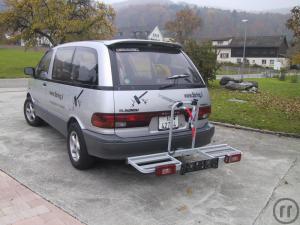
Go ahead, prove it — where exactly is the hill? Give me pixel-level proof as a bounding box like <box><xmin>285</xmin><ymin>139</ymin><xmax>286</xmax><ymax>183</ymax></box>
<box><xmin>113</xmin><ymin>1</ymin><xmax>292</xmax><ymax>40</ymax></box>
<box><xmin>0</xmin><ymin>0</ymin><xmax>5</xmax><ymax>11</ymax></box>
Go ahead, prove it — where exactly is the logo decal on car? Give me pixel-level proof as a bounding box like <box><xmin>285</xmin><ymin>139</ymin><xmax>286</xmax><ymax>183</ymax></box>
<box><xmin>49</xmin><ymin>91</ymin><xmax>63</xmax><ymax>100</ymax></box>
<box><xmin>158</xmin><ymin>94</ymin><xmax>176</xmax><ymax>103</ymax></box>
<box><xmin>131</xmin><ymin>91</ymin><xmax>149</xmax><ymax>107</ymax></box>
<box><xmin>74</xmin><ymin>89</ymin><xmax>84</xmax><ymax>107</ymax></box>
<box><xmin>184</xmin><ymin>92</ymin><xmax>203</xmax><ymax>98</ymax></box>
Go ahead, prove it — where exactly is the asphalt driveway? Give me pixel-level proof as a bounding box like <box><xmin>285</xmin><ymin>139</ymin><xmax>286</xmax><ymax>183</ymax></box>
<box><xmin>0</xmin><ymin>85</ymin><xmax>299</xmax><ymax>225</ymax></box>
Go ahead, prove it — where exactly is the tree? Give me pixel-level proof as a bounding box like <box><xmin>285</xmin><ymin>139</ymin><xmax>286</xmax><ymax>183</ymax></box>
<box><xmin>0</xmin><ymin>0</ymin><xmax>116</xmax><ymax>47</ymax></box>
<box><xmin>165</xmin><ymin>7</ymin><xmax>201</xmax><ymax>44</ymax></box>
<box><xmin>288</xmin><ymin>41</ymin><xmax>300</xmax><ymax>65</ymax></box>
<box><xmin>184</xmin><ymin>40</ymin><xmax>219</xmax><ymax>85</ymax></box>
<box><xmin>287</xmin><ymin>6</ymin><xmax>300</xmax><ymax>65</ymax></box>
<box><xmin>287</xmin><ymin>6</ymin><xmax>300</xmax><ymax>38</ymax></box>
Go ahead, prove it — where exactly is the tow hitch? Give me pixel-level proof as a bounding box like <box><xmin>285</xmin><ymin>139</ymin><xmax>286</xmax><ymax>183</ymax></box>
<box><xmin>127</xmin><ymin>100</ymin><xmax>242</xmax><ymax>176</ymax></box>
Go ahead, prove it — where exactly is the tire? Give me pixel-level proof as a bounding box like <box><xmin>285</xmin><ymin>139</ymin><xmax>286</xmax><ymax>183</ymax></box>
<box><xmin>24</xmin><ymin>98</ymin><xmax>44</xmax><ymax>127</ymax></box>
<box><xmin>67</xmin><ymin>122</ymin><xmax>95</xmax><ymax>170</ymax></box>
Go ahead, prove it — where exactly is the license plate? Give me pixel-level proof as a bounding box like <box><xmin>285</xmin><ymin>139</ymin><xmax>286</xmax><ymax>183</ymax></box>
<box><xmin>158</xmin><ymin>115</ymin><xmax>179</xmax><ymax>130</ymax></box>
<box><xmin>180</xmin><ymin>158</ymin><xmax>219</xmax><ymax>175</ymax></box>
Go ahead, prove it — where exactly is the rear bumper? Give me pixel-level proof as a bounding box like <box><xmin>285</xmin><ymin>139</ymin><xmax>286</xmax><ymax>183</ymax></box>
<box><xmin>83</xmin><ymin>123</ymin><xmax>215</xmax><ymax>160</ymax></box>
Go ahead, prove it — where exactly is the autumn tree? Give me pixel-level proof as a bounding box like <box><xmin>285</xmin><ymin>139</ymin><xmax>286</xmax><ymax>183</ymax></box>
<box><xmin>0</xmin><ymin>0</ymin><xmax>116</xmax><ymax>47</ymax></box>
<box><xmin>165</xmin><ymin>7</ymin><xmax>201</xmax><ymax>44</ymax></box>
<box><xmin>287</xmin><ymin>6</ymin><xmax>300</xmax><ymax>38</ymax></box>
<box><xmin>287</xmin><ymin>6</ymin><xmax>300</xmax><ymax>65</ymax></box>
<box><xmin>184</xmin><ymin>40</ymin><xmax>219</xmax><ymax>85</ymax></box>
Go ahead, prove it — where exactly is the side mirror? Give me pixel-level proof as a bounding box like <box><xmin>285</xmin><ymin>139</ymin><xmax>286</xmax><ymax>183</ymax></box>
<box><xmin>24</xmin><ymin>67</ymin><xmax>35</xmax><ymax>77</ymax></box>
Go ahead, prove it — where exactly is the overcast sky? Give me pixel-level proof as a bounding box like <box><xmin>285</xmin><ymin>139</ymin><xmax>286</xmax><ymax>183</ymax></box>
<box><xmin>102</xmin><ymin>0</ymin><xmax>299</xmax><ymax>11</ymax></box>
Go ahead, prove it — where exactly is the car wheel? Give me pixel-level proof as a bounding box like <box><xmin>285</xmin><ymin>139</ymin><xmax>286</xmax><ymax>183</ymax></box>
<box><xmin>24</xmin><ymin>98</ymin><xmax>44</xmax><ymax>127</ymax></box>
<box><xmin>67</xmin><ymin>122</ymin><xmax>95</xmax><ymax>170</ymax></box>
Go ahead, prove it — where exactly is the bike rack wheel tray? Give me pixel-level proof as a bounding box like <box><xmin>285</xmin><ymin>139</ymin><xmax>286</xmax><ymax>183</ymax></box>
<box><xmin>127</xmin><ymin>100</ymin><xmax>242</xmax><ymax>176</ymax></box>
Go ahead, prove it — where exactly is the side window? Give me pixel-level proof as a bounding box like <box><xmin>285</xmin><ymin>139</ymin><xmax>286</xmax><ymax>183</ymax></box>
<box><xmin>36</xmin><ymin>50</ymin><xmax>53</xmax><ymax>79</ymax></box>
<box><xmin>52</xmin><ymin>47</ymin><xmax>75</xmax><ymax>82</ymax></box>
<box><xmin>71</xmin><ymin>47</ymin><xmax>98</xmax><ymax>85</ymax></box>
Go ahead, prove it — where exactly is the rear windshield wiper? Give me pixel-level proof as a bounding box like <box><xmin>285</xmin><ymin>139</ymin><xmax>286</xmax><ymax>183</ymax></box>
<box><xmin>159</xmin><ymin>74</ymin><xmax>192</xmax><ymax>90</ymax></box>
<box><xmin>167</xmin><ymin>74</ymin><xmax>190</xmax><ymax>80</ymax></box>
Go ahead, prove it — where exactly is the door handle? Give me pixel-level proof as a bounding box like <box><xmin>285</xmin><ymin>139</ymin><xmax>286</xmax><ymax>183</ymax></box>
<box><xmin>42</xmin><ymin>82</ymin><xmax>47</xmax><ymax>87</ymax></box>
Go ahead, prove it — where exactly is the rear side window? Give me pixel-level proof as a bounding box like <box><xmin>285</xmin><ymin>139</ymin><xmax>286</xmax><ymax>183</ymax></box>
<box><xmin>52</xmin><ymin>47</ymin><xmax>75</xmax><ymax>82</ymax></box>
<box><xmin>36</xmin><ymin>50</ymin><xmax>53</xmax><ymax>79</ymax></box>
<box><xmin>71</xmin><ymin>47</ymin><xmax>98</xmax><ymax>85</ymax></box>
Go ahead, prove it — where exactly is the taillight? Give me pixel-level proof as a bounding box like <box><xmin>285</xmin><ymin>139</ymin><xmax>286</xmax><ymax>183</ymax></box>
<box><xmin>198</xmin><ymin>106</ymin><xmax>211</xmax><ymax>120</ymax></box>
<box><xmin>91</xmin><ymin>113</ymin><xmax>115</xmax><ymax>128</ymax></box>
<box><xmin>91</xmin><ymin>111</ymin><xmax>181</xmax><ymax>129</ymax></box>
<box><xmin>224</xmin><ymin>153</ymin><xmax>242</xmax><ymax>163</ymax></box>
<box><xmin>155</xmin><ymin>164</ymin><xmax>177</xmax><ymax>176</ymax></box>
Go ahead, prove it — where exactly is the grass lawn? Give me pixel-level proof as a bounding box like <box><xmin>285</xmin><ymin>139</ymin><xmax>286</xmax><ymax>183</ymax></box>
<box><xmin>0</xmin><ymin>47</ymin><xmax>45</xmax><ymax>78</ymax></box>
<box><xmin>209</xmin><ymin>78</ymin><xmax>300</xmax><ymax>134</ymax></box>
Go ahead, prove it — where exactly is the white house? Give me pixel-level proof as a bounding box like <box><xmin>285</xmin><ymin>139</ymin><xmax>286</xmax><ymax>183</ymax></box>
<box><xmin>212</xmin><ymin>36</ymin><xmax>289</xmax><ymax>68</ymax></box>
<box><xmin>148</xmin><ymin>26</ymin><xmax>164</xmax><ymax>41</ymax></box>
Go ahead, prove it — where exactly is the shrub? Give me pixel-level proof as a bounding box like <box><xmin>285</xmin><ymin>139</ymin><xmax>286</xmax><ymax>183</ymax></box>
<box><xmin>279</xmin><ymin>68</ymin><xmax>287</xmax><ymax>81</ymax></box>
<box><xmin>184</xmin><ymin>40</ymin><xmax>219</xmax><ymax>85</ymax></box>
<box><xmin>290</xmin><ymin>74</ymin><xmax>299</xmax><ymax>83</ymax></box>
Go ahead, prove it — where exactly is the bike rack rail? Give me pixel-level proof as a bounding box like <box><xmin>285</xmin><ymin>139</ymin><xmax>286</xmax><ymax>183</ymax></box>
<box><xmin>127</xmin><ymin>100</ymin><xmax>242</xmax><ymax>175</ymax></box>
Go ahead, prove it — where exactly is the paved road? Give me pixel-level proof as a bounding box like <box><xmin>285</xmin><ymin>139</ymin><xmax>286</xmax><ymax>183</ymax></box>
<box><xmin>0</xmin><ymin>78</ymin><xmax>28</xmax><ymax>89</ymax></box>
<box><xmin>0</xmin><ymin>87</ymin><xmax>299</xmax><ymax>225</ymax></box>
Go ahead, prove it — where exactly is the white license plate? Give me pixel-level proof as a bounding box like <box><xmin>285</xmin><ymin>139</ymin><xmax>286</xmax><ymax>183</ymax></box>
<box><xmin>158</xmin><ymin>115</ymin><xmax>179</xmax><ymax>130</ymax></box>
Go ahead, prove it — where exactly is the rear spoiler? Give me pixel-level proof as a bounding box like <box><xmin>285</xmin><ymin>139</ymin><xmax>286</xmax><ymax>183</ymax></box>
<box><xmin>104</xmin><ymin>39</ymin><xmax>182</xmax><ymax>50</ymax></box>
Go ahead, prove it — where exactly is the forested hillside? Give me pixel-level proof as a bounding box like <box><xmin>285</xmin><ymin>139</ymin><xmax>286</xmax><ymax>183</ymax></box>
<box><xmin>0</xmin><ymin>0</ymin><xmax>5</xmax><ymax>11</ymax></box>
<box><xmin>113</xmin><ymin>1</ymin><xmax>292</xmax><ymax>39</ymax></box>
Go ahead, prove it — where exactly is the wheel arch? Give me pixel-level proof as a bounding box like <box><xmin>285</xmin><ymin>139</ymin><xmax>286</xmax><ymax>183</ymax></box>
<box><xmin>67</xmin><ymin>116</ymin><xmax>85</xmax><ymax>131</ymax></box>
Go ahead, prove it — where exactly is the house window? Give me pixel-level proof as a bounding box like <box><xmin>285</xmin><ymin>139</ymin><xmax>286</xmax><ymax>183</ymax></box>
<box><xmin>217</xmin><ymin>41</ymin><xmax>223</xmax><ymax>45</ymax></box>
<box><xmin>220</xmin><ymin>53</ymin><xmax>229</xmax><ymax>58</ymax></box>
<box><xmin>252</xmin><ymin>60</ymin><xmax>255</xmax><ymax>64</ymax></box>
<box><xmin>237</xmin><ymin>58</ymin><xmax>242</xmax><ymax>63</ymax></box>
<box><xmin>262</xmin><ymin>59</ymin><xmax>267</xmax><ymax>65</ymax></box>
<box><xmin>270</xmin><ymin>60</ymin><xmax>274</xmax><ymax>65</ymax></box>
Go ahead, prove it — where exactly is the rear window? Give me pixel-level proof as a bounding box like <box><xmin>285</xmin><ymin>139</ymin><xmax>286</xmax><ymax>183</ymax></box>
<box><xmin>111</xmin><ymin>47</ymin><xmax>204</xmax><ymax>89</ymax></box>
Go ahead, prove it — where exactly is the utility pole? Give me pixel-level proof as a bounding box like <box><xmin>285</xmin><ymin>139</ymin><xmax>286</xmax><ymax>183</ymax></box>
<box><xmin>241</xmin><ymin>19</ymin><xmax>248</xmax><ymax>81</ymax></box>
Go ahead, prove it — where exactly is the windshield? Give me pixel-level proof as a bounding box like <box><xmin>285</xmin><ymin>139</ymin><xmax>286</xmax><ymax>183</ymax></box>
<box><xmin>112</xmin><ymin>47</ymin><xmax>204</xmax><ymax>88</ymax></box>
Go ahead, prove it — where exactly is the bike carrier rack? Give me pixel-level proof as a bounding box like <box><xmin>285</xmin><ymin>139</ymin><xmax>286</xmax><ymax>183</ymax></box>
<box><xmin>127</xmin><ymin>100</ymin><xmax>242</xmax><ymax>175</ymax></box>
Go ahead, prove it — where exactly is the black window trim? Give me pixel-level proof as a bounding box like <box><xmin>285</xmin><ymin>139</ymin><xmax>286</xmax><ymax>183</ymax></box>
<box><xmin>48</xmin><ymin>46</ymin><xmax>100</xmax><ymax>88</ymax></box>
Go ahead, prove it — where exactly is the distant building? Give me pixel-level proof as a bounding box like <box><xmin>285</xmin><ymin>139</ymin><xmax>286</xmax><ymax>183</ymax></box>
<box><xmin>114</xmin><ymin>25</ymin><xmax>172</xmax><ymax>42</ymax></box>
<box><xmin>148</xmin><ymin>26</ymin><xmax>164</xmax><ymax>41</ymax></box>
<box><xmin>20</xmin><ymin>36</ymin><xmax>52</xmax><ymax>47</ymax></box>
<box><xmin>212</xmin><ymin>36</ymin><xmax>289</xmax><ymax>68</ymax></box>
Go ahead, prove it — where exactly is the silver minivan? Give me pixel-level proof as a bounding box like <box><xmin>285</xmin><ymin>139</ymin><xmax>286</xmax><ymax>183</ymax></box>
<box><xmin>23</xmin><ymin>39</ymin><xmax>215</xmax><ymax>170</ymax></box>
